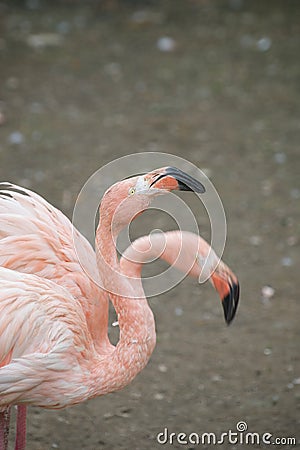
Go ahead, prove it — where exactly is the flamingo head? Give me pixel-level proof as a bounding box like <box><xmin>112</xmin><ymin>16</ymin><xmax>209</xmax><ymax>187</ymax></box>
<box><xmin>100</xmin><ymin>166</ymin><xmax>205</xmax><ymax>232</ymax></box>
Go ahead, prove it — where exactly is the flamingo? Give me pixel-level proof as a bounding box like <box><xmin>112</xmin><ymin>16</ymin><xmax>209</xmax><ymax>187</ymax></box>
<box><xmin>0</xmin><ymin>167</ymin><xmax>239</xmax><ymax>449</ymax></box>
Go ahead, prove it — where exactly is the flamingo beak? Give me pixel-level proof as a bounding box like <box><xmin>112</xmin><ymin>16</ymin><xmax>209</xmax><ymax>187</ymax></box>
<box><xmin>222</xmin><ymin>281</ymin><xmax>240</xmax><ymax>325</ymax></box>
<box><xmin>149</xmin><ymin>167</ymin><xmax>205</xmax><ymax>194</ymax></box>
<box><xmin>211</xmin><ymin>271</ymin><xmax>240</xmax><ymax>325</ymax></box>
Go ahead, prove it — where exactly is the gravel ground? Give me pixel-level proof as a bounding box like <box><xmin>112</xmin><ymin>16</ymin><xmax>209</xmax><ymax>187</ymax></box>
<box><xmin>0</xmin><ymin>1</ymin><xmax>299</xmax><ymax>449</ymax></box>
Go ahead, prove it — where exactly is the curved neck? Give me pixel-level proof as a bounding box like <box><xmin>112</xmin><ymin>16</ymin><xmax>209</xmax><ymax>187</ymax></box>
<box><xmin>90</xmin><ymin>212</ymin><xmax>156</xmax><ymax>396</ymax></box>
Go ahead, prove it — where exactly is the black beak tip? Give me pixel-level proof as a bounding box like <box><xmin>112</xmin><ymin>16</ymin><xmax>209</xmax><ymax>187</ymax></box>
<box><xmin>222</xmin><ymin>281</ymin><xmax>240</xmax><ymax>325</ymax></box>
<box><xmin>166</xmin><ymin>166</ymin><xmax>206</xmax><ymax>194</ymax></box>
<box><xmin>177</xmin><ymin>180</ymin><xmax>206</xmax><ymax>194</ymax></box>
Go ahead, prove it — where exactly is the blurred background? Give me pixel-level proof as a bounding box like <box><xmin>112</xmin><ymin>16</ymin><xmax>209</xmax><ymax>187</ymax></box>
<box><xmin>0</xmin><ymin>1</ymin><xmax>299</xmax><ymax>449</ymax></box>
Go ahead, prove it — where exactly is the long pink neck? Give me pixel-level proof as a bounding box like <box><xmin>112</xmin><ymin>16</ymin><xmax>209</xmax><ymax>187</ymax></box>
<box><xmin>120</xmin><ymin>231</ymin><xmax>202</xmax><ymax>278</ymax></box>
<box><xmin>90</xmin><ymin>215</ymin><xmax>156</xmax><ymax>396</ymax></box>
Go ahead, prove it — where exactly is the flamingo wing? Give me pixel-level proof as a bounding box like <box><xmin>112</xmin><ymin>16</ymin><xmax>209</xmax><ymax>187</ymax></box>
<box><xmin>0</xmin><ymin>267</ymin><xmax>93</xmax><ymax>409</ymax></box>
<box><xmin>0</xmin><ymin>183</ymin><xmax>108</xmax><ymax>345</ymax></box>
<box><xmin>0</xmin><ymin>182</ymin><xmax>99</xmax><ymax>284</ymax></box>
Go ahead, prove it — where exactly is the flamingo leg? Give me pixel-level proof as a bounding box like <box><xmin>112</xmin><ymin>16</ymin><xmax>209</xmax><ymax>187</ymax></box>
<box><xmin>0</xmin><ymin>407</ymin><xmax>11</xmax><ymax>450</ymax></box>
<box><xmin>14</xmin><ymin>406</ymin><xmax>27</xmax><ymax>450</ymax></box>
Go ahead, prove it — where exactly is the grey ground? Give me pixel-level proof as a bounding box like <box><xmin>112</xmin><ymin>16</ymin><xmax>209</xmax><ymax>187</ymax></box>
<box><xmin>0</xmin><ymin>1</ymin><xmax>299</xmax><ymax>449</ymax></box>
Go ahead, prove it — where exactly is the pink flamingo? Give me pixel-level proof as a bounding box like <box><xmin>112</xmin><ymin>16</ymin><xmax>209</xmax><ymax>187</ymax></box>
<box><xmin>0</xmin><ymin>167</ymin><xmax>239</xmax><ymax>449</ymax></box>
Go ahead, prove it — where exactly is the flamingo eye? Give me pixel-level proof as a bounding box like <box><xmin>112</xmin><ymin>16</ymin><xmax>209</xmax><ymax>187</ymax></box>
<box><xmin>128</xmin><ymin>186</ymin><xmax>136</xmax><ymax>196</ymax></box>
